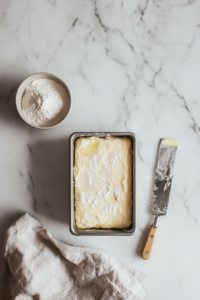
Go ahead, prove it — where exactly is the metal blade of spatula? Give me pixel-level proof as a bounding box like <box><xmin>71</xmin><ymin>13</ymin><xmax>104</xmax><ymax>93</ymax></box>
<box><xmin>142</xmin><ymin>138</ymin><xmax>180</xmax><ymax>260</ymax></box>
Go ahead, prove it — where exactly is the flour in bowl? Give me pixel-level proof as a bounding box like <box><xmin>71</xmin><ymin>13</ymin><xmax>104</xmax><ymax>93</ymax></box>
<box><xmin>22</xmin><ymin>78</ymin><xmax>69</xmax><ymax>127</ymax></box>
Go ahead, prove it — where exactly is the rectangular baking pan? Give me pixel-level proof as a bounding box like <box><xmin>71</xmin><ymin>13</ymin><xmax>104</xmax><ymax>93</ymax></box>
<box><xmin>70</xmin><ymin>132</ymin><xmax>137</xmax><ymax>236</ymax></box>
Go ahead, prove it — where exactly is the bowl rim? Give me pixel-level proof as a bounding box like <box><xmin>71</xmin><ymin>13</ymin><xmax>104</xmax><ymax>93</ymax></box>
<box><xmin>15</xmin><ymin>72</ymin><xmax>72</xmax><ymax>130</ymax></box>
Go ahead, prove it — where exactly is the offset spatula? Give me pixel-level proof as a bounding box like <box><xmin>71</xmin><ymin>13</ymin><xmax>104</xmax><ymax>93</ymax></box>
<box><xmin>142</xmin><ymin>138</ymin><xmax>180</xmax><ymax>260</ymax></box>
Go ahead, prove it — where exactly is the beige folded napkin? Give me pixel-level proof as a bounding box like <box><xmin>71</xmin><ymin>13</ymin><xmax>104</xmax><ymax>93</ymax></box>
<box><xmin>0</xmin><ymin>213</ymin><xmax>146</xmax><ymax>300</ymax></box>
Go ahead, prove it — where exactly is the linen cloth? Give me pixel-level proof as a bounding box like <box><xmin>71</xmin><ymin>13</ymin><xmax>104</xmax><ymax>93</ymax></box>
<box><xmin>0</xmin><ymin>213</ymin><xmax>146</xmax><ymax>300</ymax></box>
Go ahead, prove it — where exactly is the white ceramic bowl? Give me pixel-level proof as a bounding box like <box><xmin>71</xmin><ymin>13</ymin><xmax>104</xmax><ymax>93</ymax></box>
<box><xmin>16</xmin><ymin>72</ymin><xmax>72</xmax><ymax>129</ymax></box>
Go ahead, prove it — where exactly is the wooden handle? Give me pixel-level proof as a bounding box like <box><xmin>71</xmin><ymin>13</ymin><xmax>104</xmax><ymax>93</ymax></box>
<box><xmin>142</xmin><ymin>226</ymin><xmax>157</xmax><ymax>260</ymax></box>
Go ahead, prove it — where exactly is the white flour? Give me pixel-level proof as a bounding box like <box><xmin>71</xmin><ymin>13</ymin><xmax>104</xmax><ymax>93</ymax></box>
<box><xmin>103</xmin><ymin>205</ymin><xmax>116</xmax><ymax>216</ymax></box>
<box><xmin>110</xmin><ymin>152</ymin><xmax>120</xmax><ymax>163</ymax></box>
<box><xmin>79</xmin><ymin>191</ymin><xmax>84</xmax><ymax>204</ymax></box>
<box><xmin>114</xmin><ymin>187</ymin><xmax>120</xmax><ymax>201</ymax></box>
<box><xmin>22</xmin><ymin>79</ymin><xmax>69</xmax><ymax>127</ymax></box>
<box><xmin>110</xmin><ymin>151</ymin><xmax>123</xmax><ymax>166</ymax></box>
<box><xmin>87</xmin><ymin>193</ymin><xmax>104</xmax><ymax>207</ymax></box>
<box><xmin>100</xmin><ymin>174</ymin><xmax>110</xmax><ymax>183</ymax></box>
<box><xmin>80</xmin><ymin>139</ymin><xmax>91</xmax><ymax>148</ymax></box>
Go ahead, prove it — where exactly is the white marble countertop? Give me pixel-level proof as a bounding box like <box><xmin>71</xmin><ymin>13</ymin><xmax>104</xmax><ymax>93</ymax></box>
<box><xmin>0</xmin><ymin>0</ymin><xmax>200</xmax><ymax>299</ymax></box>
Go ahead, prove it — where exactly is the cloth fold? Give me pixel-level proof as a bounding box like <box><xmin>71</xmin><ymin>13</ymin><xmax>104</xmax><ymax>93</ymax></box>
<box><xmin>0</xmin><ymin>213</ymin><xmax>146</xmax><ymax>300</ymax></box>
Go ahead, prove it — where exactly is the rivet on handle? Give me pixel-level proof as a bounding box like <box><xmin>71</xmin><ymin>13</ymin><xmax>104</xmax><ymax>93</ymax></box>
<box><xmin>142</xmin><ymin>226</ymin><xmax>157</xmax><ymax>260</ymax></box>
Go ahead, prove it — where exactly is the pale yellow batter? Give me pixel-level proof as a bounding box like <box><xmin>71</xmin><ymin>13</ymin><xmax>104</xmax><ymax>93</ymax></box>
<box><xmin>74</xmin><ymin>136</ymin><xmax>132</xmax><ymax>229</ymax></box>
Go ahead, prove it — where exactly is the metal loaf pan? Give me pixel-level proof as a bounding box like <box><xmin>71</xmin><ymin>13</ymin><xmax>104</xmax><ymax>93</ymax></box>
<box><xmin>70</xmin><ymin>132</ymin><xmax>137</xmax><ymax>236</ymax></box>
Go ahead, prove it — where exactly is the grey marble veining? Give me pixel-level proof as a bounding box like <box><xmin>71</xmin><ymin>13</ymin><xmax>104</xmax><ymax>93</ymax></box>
<box><xmin>0</xmin><ymin>0</ymin><xmax>200</xmax><ymax>299</ymax></box>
